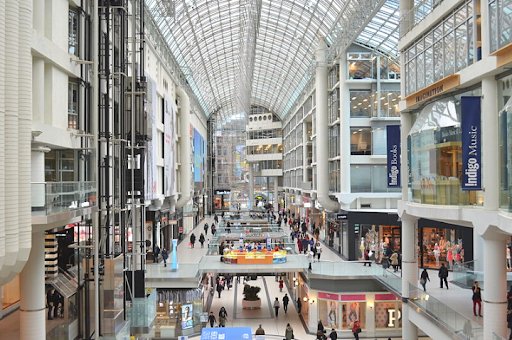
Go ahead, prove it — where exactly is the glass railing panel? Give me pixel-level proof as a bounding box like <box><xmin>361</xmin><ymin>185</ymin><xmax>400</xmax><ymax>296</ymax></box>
<box><xmin>408</xmin><ymin>283</ymin><xmax>483</xmax><ymax>338</ymax></box>
<box><xmin>31</xmin><ymin>181</ymin><xmax>96</xmax><ymax>215</ymax></box>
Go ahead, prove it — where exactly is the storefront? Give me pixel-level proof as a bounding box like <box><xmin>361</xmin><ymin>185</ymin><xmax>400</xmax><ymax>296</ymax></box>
<box><xmin>336</xmin><ymin>212</ymin><xmax>401</xmax><ymax>261</ymax></box>
<box><xmin>326</xmin><ymin>212</ymin><xmax>349</xmax><ymax>258</ymax></box>
<box><xmin>154</xmin><ymin>288</ymin><xmax>204</xmax><ymax>338</ymax></box>
<box><xmin>418</xmin><ymin>218</ymin><xmax>473</xmax><ymax>270</ymax></box>
<box><xmin>314</xmin><ymin>290</ymin><xmax>402</xmax><ymax>338</ymax></box>
<box><xmin>213</xmin><ymin>189</ymin><xmax>230</xmax><ymax>211</ymax></box>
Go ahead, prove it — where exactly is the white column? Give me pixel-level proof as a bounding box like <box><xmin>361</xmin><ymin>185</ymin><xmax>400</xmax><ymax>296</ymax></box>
<box><xmin>399</xmin><ymin>0</ymin><xmax>414</xmax><ymax>35</ymax></box>
<box><xmin>401</xmin><ymin>213</ymin><xmax>418</xmax><ymax>339</ymax></box>
<box><xmin>339</xmin><ymin>53</ymin><xmax>350</xmax><ymax>194</ymax></box>
<box><xmin>315</xmin><ymin>38</ymin><xmax>339</xmax><ymax>212</ymax></box>
<box><xmin>273</xmin><ymin>178</ymin><xmax>278</xmax><ymax>212</ymax></box>
<box><xmin>480</xmin><ymin>0</ymin><xmax>491</xmax><ymax>58</ymax></box>
<box><xmin>482</xmin><ymin>233</ymin><xmax>507</xmax><ymax>339</ymax></box>
<box><xmin>400</xmin><ymin>112</ymin><xmax>412</xmax><ymax>201</ymax></box>
<box><xmin>32</xmin><ymin>0</ymin><xmax>44</xmax><ymax>33</ymax></box>
<box><xmin>302</xmin><ymin>122</ymin><xmax>308</xmax><ymax>183</ymax></box>
<box><xmin>248</xmin><ymin>166</ymin><xmax>254</xmax><ymax>209</ymax></box>
<box><xmin>32</xmin><ymin>59</ymin><xmax>44</xmax><ymax>123</ymax></box>
<box><xmin>19</xmin><ymin>231</ymin><xmax>45</xmax><ymax>340</ymax></box>
<box><xmin>482</xmin><ymin>77</ymin><xmax>499</xmax><ymax>210</ymax></box>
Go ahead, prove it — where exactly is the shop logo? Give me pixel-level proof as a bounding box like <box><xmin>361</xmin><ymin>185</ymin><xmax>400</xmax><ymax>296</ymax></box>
<box><xmin>386</xmin><ymin>125</ymin><xmax>401</xmax><ymax>188</ymax></box>
<box><xmin>387</xmin><ymin>308</ymin><xmax>402</xmax><ymax>327</ymax></box>
<box><xmin>461</xmin><ymin>96</ymin><xmax>481</xmax><ymax>191</ymax></box>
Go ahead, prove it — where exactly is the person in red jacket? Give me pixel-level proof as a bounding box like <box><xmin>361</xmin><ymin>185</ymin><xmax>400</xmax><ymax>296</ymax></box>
<box><xmin>351</xmin><ymin>320</ymin><xmax>361</xmax><ymax>340</ymax></box>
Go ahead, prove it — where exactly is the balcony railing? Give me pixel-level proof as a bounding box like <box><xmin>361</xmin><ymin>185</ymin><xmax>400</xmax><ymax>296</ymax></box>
<box><xmin>32</xmin><ymin>181</ymin><xmax>96</xmax><ymax>215</ymax></box>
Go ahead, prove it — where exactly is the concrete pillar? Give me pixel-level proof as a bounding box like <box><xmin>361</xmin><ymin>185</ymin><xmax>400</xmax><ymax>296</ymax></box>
<box><xmin>339</xmin><ymin>53</ymin><xmax>350</xmax><ymax>194</ymax></box>
<box><xmin>480</xmin><ymin>0</ymin><xmax>491</xmax><ymax>58</ymax></box>
<box><xmin>302</xmin><ymin>122</ymin><xmax>308</xmax><ymax>183</ymax></box>
<box><xmin>400</xmin><ymin>112</ymin><xmax>412</xmax><ymax>201</ymax></box>
<box><xmin>482</xmin><ymin>232</ymin><xmax>507</xmax><ymax>339</ymax></box>
<box><xmin>248</xmin><ymin>166</ymin><xmax>254</xmax><ymax>209</ymax></box>
<box><xmin>32</xmin><ymin>0</ymin><xmax>44</xmax><ymax>33</ymax></box>
<box><xmin>399</xmin><ymin>0</ymin><xmax>414</xmax><ymax>35</ymax></box>
<box><xmin>273</xmin><ymin>177</ymin><xmax>278</xmax><ymax>212</ymax></box>
<box><xmin>19</xmin><ymin>231</ymin><xmax>45</xmax><ymax>340</ymax></box>
<box><xmin>401</xmin><ymin>213</ymin><xmax>418</xmax><ymax>339</ymax></box>
<box><xmin>482</xmin><ymin>77</ymin><xmax>499</xmax><ymax>210</ymax></box>
<box><xmin>32</xmin><ymin>59</ymin><xmax>44</xmax><ymax>123</ymax></box>
<box><xmin>315</xmin><ymin>38</ymin><xmax>339</xmax><ymax>212</ymax></box>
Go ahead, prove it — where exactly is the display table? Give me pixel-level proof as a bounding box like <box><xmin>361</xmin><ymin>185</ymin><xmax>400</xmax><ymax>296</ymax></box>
<box><xmin>223</xmin><ymin>249</ymin><xmax>287</xmax><ymax>264</ymax></box>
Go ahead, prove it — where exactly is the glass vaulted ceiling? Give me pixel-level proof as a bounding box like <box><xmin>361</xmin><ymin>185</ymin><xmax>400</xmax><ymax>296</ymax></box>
<box><xmin>145</xmin><ymin>0</ymin><xmax>400</xmax><ymax>119</ymax></box>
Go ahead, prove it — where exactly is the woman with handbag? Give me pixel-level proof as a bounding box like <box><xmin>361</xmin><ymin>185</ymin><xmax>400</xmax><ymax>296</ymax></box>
<box><xmin>351</xmin><ymin>320</ymin><xmax>361</xmax><ymax>340</ymax></box>
<box><xmin>420</xmin><ymin>268</ymin><xmax>430</xmax><ymax>292</ymax></box>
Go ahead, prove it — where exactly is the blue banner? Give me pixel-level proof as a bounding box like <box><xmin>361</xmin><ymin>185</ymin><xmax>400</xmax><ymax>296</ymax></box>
<box><xmin>201</xmin><ymin>327</ymin><xmax>252</xmax><ymax>340</ymax></box>
<box><xmin>461</xmin><ymin>96</ymin><xmax>481</xmax><ymax>190</ymax></box>
<box><xmin>386</xmin><ymin>125</ymin><xmax>401</xmax><ymax>188</ymax></box>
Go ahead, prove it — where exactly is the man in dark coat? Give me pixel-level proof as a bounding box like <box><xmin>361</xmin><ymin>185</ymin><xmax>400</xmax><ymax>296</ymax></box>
<box><xmin>438</xmin><ymin>262</ymin><xmax>449</xmax><ymax>289</ymax></box>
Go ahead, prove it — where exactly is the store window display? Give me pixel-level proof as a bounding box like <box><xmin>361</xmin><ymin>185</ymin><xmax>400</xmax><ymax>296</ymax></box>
<box><xmin>341</xmin><ymin>302</ymin><xmax>366</xmax><ymax>331</ymax></box>
<box><xmin>420</xmin><ymin>227</ymin><xmax>464</xmax><ymax>269</ymax></box>
<box><xmin>356</xmin><ymin>224</ymin><xmax>401</xmax><ymax>263</ymax></box>
<box><xmin>318</xmin><ymin>300</ymin><xmax>339</xmax><ymax>329</ymax></box>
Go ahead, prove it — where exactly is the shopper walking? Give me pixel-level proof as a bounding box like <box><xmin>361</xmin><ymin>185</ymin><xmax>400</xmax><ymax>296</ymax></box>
<box><xmin>472</xmin><ymin>281</ymin><xmax>482</xmax><ymax>316</ymax></box>
<box><xmin>316</xmin><ymin>241</ymin><xmax>322</xmax><ymax>262</ymax></box>
<box><xmin>204</xmin><ymin>223</ymin><xmax>209</xmax><ymax>235</ymax></box>
<box><xmin>279</xmin><ymin>278</ymin><xmax>284</xmax><ymax>292</ymax></box>
<box><xmin>284</xmin><ymin>323</ymin><xmax>294</xmax><ymax>340</ymax></box>
<box><xmin>283</xmin><ymin>293</ymin><xmax>289</xmax><ymax>314</ymax></box>
<box><xmin>189</xmin><ymin>233</ymin><xmax>196</xmax><ymax>248</ymax></box>
<box><xmin>207</xmin><ymin>312</ymin><xmax>216</xmax><ymax>327</ymax></box>
<box><xmin>297</xmin><ymin>297</ymin><xmax>302</xmax><ymax>314</ymax></box>
<box><xmin>199</xmin><ymin>233</ymin><xmax>205</xmax><ymax>248</ymax></box>
<box><xmin>273</xmin><ymin>297</ymin><xmax>281</xmax><ymax>317</ymax></box>
<box><xmin>439</xmin><ymin>262</ymin><xmax>449</xmax><ymax>289</ymax></box>
<box><xmin>329</xmin><ymin>328</ymin><xmax>338</xmax><ymax>340</ymax></box>
<box><xmin>363</xmin><ymin>248</ymin><xmax>371</xmax><ymax>266</ymax></box>
<box><xmin>154</xmin><ymin>245</ymin><xmax>160</xmax><ymax>263</ymax></box>
<box><xmin>351</xmin><ymin>319</ymin><xmax>361</xmax><ymax>340</ymax></box>
<box><xmin>420</xmin><ymin>268</ymin><xmax>430</xmax><ymax>292</ymax></box>
<box><xmin>218</xmin><ymin>307</ymin><xmax>228</xmax><ymax>327</ymax></box>
<box><xmin>390</xmin><ymin>251</ymin><xmax>399</xmax><ymax>272</ymax></box>
<box><xmin>216</xmin><ymin>281</ymin><xmax>224</xmax><ymax>298</ymax></box>
<box><xmin>161</xmin><ymin>248</ymin><xmax>168</xmax><ymax>267</ymax></box>
<box><xmin>255</xmin><ymin>324</ymin><xmax>265</xmax><ymax>335</ymax></box>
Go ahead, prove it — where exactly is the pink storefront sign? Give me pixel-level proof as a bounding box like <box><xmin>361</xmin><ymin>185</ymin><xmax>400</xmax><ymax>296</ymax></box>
<box><xmin>375</xmin><ymin>293</ymin><xmax>399</xmax><ymax>301</ymax></box>
<box><xmin>339</xmin><ymin>294</ymin><xmax>366</xmax><ymax>301</ymax></box>
<box><xmin>318</xmin><ymin>292</ymin><xmax>339</xmax><ymax>300</ymax></box>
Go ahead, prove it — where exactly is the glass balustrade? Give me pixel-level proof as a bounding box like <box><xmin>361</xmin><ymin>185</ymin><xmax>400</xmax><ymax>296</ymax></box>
<box><xmin>31</xmin><ymin>181</ymin><xmax>96</xmax><ymax>215</ymax></box>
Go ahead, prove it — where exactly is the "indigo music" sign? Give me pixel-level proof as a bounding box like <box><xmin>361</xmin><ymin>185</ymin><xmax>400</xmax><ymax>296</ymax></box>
<box><xmin>461</xmin><ymin>96</ymin><xmax>481</xmax><ymax>190</ymax></box>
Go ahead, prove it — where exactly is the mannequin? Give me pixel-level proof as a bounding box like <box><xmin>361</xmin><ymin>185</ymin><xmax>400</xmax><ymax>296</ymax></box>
<box><xmin>359</xmin><ymin>238</ymin><xmax>365</xmax><ymax>259</ymax></box>
<box><xmin>447</xmin><ymin>243</ymin><xmax>454</xmax><ymax>270</ymax></box>
<box><xmin>433</xmin><ymin>243</ymin><xmax>440</xmax><ymax>266</ymax></box>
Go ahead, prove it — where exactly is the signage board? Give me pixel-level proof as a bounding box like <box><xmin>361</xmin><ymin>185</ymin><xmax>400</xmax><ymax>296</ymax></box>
<box><xmin>461</xmin><ymin>96</ymin><xmax>482</xmax><ymax>190</ymax></box>
<box><xmin>215</xmin><ymin>189</ymin><xmax>231</xmax><ymax>195</ymax></box>
<box><xmin>386</xmin><ymin>125</ymin><xmax>401</xmax><ymax>188</ymax></box>
<box><xmin>200</xmin><ymin>327</ymin><xmax>252</xmax><ymax>340</ymax></box>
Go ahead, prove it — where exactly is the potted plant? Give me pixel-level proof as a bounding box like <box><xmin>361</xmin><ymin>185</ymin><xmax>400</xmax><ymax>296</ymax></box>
<box><xmin>242</xmin><ymin>284</ymin><xmax>261</xmax><ymax>309</ymax></box>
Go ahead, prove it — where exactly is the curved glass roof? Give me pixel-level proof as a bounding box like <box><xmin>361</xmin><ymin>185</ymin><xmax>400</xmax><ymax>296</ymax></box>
<box><xmin>145</xmin><ymin>0</ymin><xmax>400</xmax><ymax>119</ymax></box>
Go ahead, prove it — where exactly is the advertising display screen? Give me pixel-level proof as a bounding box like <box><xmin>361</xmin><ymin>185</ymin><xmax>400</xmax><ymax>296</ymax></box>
<box><xmin>181</xmin><ymin>303</ymin><xmax>193</xmax><ymax>330</ymax></box>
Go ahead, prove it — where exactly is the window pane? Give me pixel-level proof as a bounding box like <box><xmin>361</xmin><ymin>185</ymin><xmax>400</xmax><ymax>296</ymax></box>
<box><xmin>351</xmin><ymin>166</ymin><xmax>371</xmax><ymax>192</ymax></box>
<box><xmin>350</xmin><ymin>91</ymin><xmax>372</xmax><ymax>117</ymax></box>
<box><xmin>351</xmin><ymin>128</ymin><xmax>372</xmax><ymax>155</ymax></box>
<box><xmin>372</xmin><ymin>128</ymin><xmax>387</xmax><ymax>155</ymax></box>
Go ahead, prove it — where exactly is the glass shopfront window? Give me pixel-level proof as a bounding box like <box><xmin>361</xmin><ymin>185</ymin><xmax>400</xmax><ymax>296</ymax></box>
<box><xmin>408</xmin><ymin>98</ymin><xmax>483</xmax><ymax>205</ymax></box>
<box><xmin>318</xmin><ymin>300</ymin><xmax>341</xmax><ymax>329</ymax></box>
<box><xmin>419</xmin><ymin>225</ymin><xmax>469</xmax><ymax>270</ymax></box>
<box><xmin>341</xmin><ymin>301</ymin><xmax>366</xmax><ymax>330</ymax></box>
<box><xmin>355</xmin><ymin>224</ymin><xmax>401</xmax><ymax>262</ymax></box>
<box><xmin>350</xmin><ymin>90</ymin><xmax>372</xmax><ymax>117</ymax></box>
<box><xmin>499</xmin><ymin>74</ymin><xmax>512</xmax><ymax>211</ymax></box>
